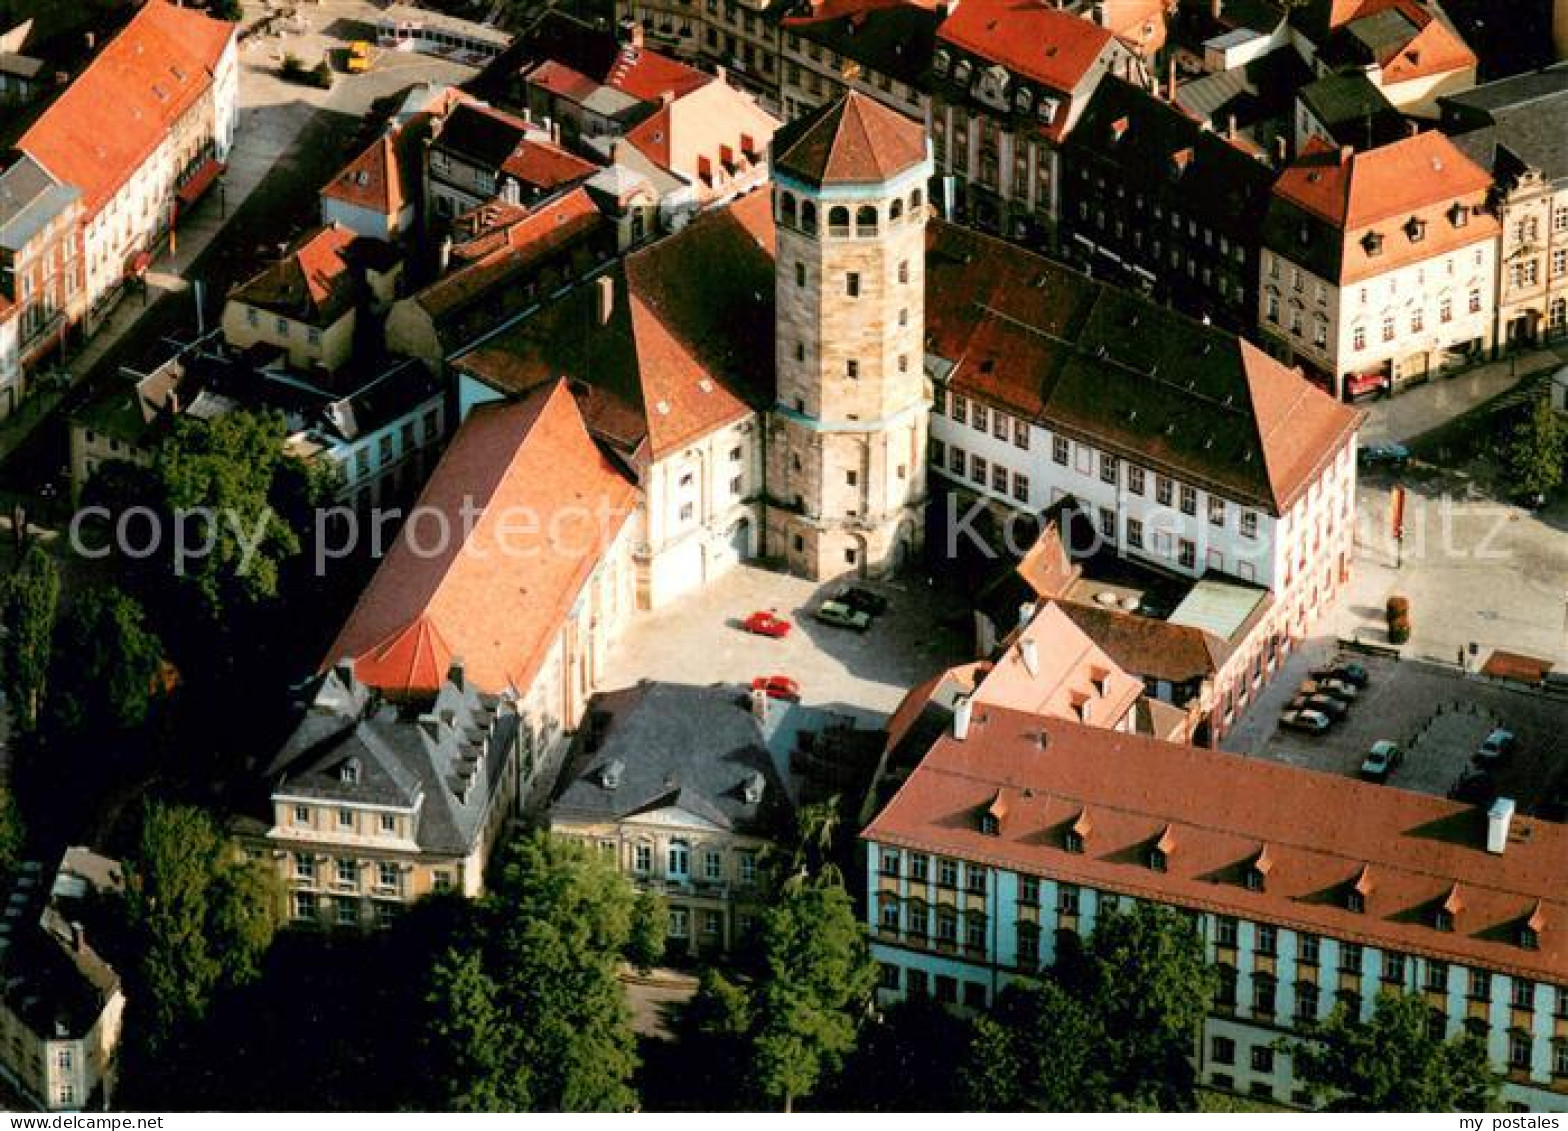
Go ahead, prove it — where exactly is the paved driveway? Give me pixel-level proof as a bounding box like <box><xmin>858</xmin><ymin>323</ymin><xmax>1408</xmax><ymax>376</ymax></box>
<box><xmin>602</xmin><ymin>563</ymin><xmax>973</xmax><ymax>726</ymax></box>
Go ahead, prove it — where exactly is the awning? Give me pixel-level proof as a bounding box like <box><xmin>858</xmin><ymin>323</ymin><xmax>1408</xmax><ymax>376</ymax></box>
<box><xmin>176</xmin><ymin>158</ymin><xmax>225</xmax><ymax>210</ymax></box>
<box><xmin>127</xmin><ymin>250</ymin><xmax>152</xmax><ymax>278</ymax></box>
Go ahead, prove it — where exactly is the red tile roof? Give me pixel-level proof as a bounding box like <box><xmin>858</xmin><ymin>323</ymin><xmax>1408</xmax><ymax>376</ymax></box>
<box><xmin>321</xmin><ymin>132</ymin><xmax>407</xmax><ymax>217</ymax></box>
<box><xmin>620</xmin><ymin>80</ymin><xmax>778</xmax><ymax>194</ymax></box>
<box><xmin>1056</xmin><ymin>601</ymin><xmax>1231</xmax><ymax>683</ymax></box>
<box><xmin>323</xmin><ymin>380</ymin><xmax>637</xmax><ymax>698</ymax></box>
<box><xmin>228</xmin><ymin>224</ymin><xmax>362</xmax><ymax>325</ymax></box>
<box><xmin>927</xmin><ymin>223</ymin><xmax>1362</xmax><ymax>514</ymax></box>
<box><xmin>499</xmin><ymin>136</ymin><xmax>600</xmax><ymax>193</ymax></box>
<box><xmin>18</xmin><ymin>0</ymin><xmax>234</xmax><ymax>216</ymax></box>
<box><xmin>456</xmin><ymin>191</ymin><xmax>776</xmax><ymax>460</ymax></box>
<box><xmin>864</xmin><ymin>707</ymin><xmax>1568</xmax><ymax>984</ymax></box>
<box><xmin>528</xmin><ymin>43</ymin><xmax>711</xmax><ymax>105</ymax></box>
<box><xmin>772</xmin><ymin>90</ymin><xmax>928</xmax><ymax>188</ymax></box>
<box><xmin>1374</xmin><ymin>5</ymin><xmax>1474</xmax><ymax>81</ymax></box>
<box><xmin>937</xmin><ymin>0</ymin><xmax>1116</xmax><ymax>96</ymax></box>
<box><xmin>973</xmin><ymin>601</ymin><xmax>1144</xmax><ymax>727</ymax></box>
<box><xmin>1275</xmin><ymin>132</ymin><xmax>1492</xmax><ymax>230</ymax></box>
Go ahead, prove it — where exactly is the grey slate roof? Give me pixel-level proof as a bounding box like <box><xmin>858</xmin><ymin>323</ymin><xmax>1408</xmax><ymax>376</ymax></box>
<box><xmin>550</xmin><ymin>682</ymin><xmax>791</xmax><ymax>837</ymax></box>
<box><xmin>1439</xmin><ymin>64</ymin><xmax>1568</xmax><ymax>183</ymax></box>
<box><xmin>0</xmin><ymin>154</ymin><xmax>77</xmax><ymax>253</ymax></box>
<box><xmin>321</xmin><ymin>357</ymin><xmax>441</xmax><ymax>443</ymax></box>
<box><xmin>267</xmin><ymin>664</ymin><xmax>519</xmax><ymax>856</ymax></box>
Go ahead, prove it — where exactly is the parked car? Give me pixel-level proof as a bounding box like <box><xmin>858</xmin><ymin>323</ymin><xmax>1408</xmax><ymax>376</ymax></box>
<box><xmin>1344</xmin><ymin>372</ymin><xmax>1391</xmax><ymax>401</ymax></box>
<box><xmin>1357</xmin><ymin>441</ymin><xmax>1410</xmax><ymax>468</ymax></box>
<box><xmin>1280</xmin><ymin>709</ymin><xmax>1332</xmax><ymax>735</ymax></box>
<box><xmin>741</xmin><ymin>611</ymin><xmax>792</xmax><ymax>638</ymax></box>
<box><xmin>1474</xmin><ymin>728</ymin><xmax>1518</xmax><ymax>765</ymax></box>
<box><xmin>1310</xmin><ymin>660</ymin><xmax>1369</xmax><ymax>689</ymax></box>
<box><xmin>1360</xmin><ymin>740</ymin><xmax>1403</xmax><ymax>783</ymax></box>
<box><xmin>750</xmin><ymin>675</ymin><xmax>801</xmax><ymax>702</ymax></box>
<box><xmin>1449</xmin><ymin>768</ymin><xmax>1496</xmax><ymax>805</ymax></box>
<box><xmin>1288</xmin><ymin>694</ymin><xmax>1348</xmax><ymax>722</ymax></box>
<box><xmin>814</xmin><ymin>599</ymin><xmax>872</xmax><ymax>632</ymax></box>
<box><xmin>1300</xmin><ymin>678</ymin><xmax>1358</xmax><ymax>704</ymax></box>
<box><xmin>835</xmin><ymin>586</ymin><xmax>889</xmax><ymax>617</ymax></box>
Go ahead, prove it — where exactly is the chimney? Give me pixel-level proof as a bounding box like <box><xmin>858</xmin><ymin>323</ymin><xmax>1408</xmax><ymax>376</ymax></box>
<box><xmin>1274</xmin><ymin>134</ymin><xmax>1288</xmax><ymax>164</ymax></box>
<box><xmin>550</xmin><ymin>120</ymin><xmax>561</xmax><ymax>145</ymax></box>
<box><xmin>438</xmin><ymin>234</ymin><xmax>453</xmax><ymax>274</ymax></box>
<box><xmin>596</xmin><ymin>275</ymin><xmax>615</xmax><ymax>325</ymax></box>
<box><xmin>1487</xmin><ymin>797</ymin><xmax>1516</xmax><ymax>854</ymax></box>
<box><xmin>1020</xmin><ymin>637</ymin><xmax>1039</xmax><ymax>677</ymax></box>
<box><xmin>167</xmin><ymin>390</ymin><xmax>181</xmax><ymax>417</ymax></box>
<box><xmin>1340</xmin><ymin>144</ymin><xmax>1354</xmax><ymax>164</ymax></box>
<box><xmin>1018</xmin><ymin>600</ymin><xmax>1036</xmax><ymax>629</ymax></box>
<box><xmin>1227</xmin><ymin>113</ymin><xmax>1237</xmax><ymax>140</ymax></box>
<box><xmin>1167</xmin><ymin>55</ymin><xmax>1177</xmax><ymax>102</ymax></box>
<box><xmin>715</xmin><ymin>64</ymin><xmax>727</xmax><ymax>84</ymax></box>
<box><xmin>952</xmin><ymin>695</ymin><xmax>973</xmax><ymax>740</ymax></box>
<box><xmin>660</xmin><ymin>89</ymin><xmax>675</xmax><ymax>107</ymax></box>
<box><xmin>70</xmin><ymin>922</ymin><xmax>85</xmax><ymax>953</ymax></box>
<box><xmin>1407</xmin><ymin>119</ymin><xmax>1420</xmax><ymax>138</ymax></box>
<box><xmin>750</xmin><ymin>685</ymin><xmax>771</xmax><ymax>724</ymax></box>
<box><xmin>1212</xmin><ymin>0</ymin><xmax>1223</xmax><ymax>19</ymax></box>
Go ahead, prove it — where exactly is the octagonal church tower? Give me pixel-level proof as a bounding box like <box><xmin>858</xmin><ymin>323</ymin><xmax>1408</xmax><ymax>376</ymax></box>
<box><xmin>765</xmin><ymin>91</ymin><xmax>934</xmax><ymax>580</ymax></box>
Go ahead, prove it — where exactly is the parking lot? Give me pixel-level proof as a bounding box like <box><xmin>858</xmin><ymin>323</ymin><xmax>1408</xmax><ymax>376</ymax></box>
<box><xmin>1225</xmin><ymin>646</ymin><xmax>1567</xmax><ymax>817</ymax></box>
<box><xmin>602</xmin><ymin>563</ymin><xmax>973</xmax><ymax>727</ymax></box>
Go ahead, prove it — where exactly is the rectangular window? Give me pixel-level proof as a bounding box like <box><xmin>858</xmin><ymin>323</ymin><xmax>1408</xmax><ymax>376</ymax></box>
<box><xmin>846</xmin><ymin>272</ymin><xmax>860</xmax><ymax>297</ymax></box>
<box><xmin>1383</xmin><ymin>952</ymin><xmax>1406</xmax><ymax>985</ymax></box>
<box><xmin>1126</xmin><ymin>465</ymin><xmax>1145</xmax><ymax>495</ymax></box>
<box><xmin>1470</xmin><ymin>969</ymin><xmax>1491</xmax><ymax>1001</ymax></box>
<box><xmin>993</xmin><ymin>411</ymin><xmax>1008</xmax><ymax>441</ymax></box>
<box><xmin>377</xmin><ymin>862</ymin><xmax>398</xmax><ymax>892</ymax></box>
<box><xmin>972</xmin><ymin>402</ymin><xmax>988</xmax><ymax>433</ymax></box>
<box><xmin>971</xmin><ymin>456</ymin><xmax>988</xmax><ymax>485</ymax></box>
<box><xmin>1053</xmin><ymin>435</ymin><xmax>1070</xmax><ymax>465</ymax></box>
<box><xmin>795</xmin><ymin>262</ymin><xmax>806</xmax><ymax>287</ymax></box>
<box><xmin>1300</xmin><ymin>934</ymin><xmax>1320</xmax><ymax>964</ymax></box>
<box><xmin>1098</xmin><ymin>507</ymin><xmax>1115</xmax><ymax>541</ymax></box>
<box><xmin>634</xmin><ymin>844</ymin><xmax>652</xmax><ymax>873</ymax></box>
<box><xmin>295</xmin><ymin>854</ymin><xmax>316</xmax><ymax>881</ymax></box>
<box><xmin>704</xmin><ymin>851</ymin><xmax>724</xmax><ymax>882</ymax></box>
<box><xmin>1510</xmin><ymin>1032</ymin><xmax>1532</xmax><ymax>1070</ymax></box>
<box><xmin>991</xmin><ymin>464</ymin><xmax>1008</xmax><ymax>493</ymax></box>
<box><xmin>1179</xmin><ymin>484</ymin><xmax>1197</xmax><ymax>516</ymax></box>
<box><xmin>1013</xmin><ymin>418</ymin><xmax>1030</xmax><ymax>449</ymax></box>
<box><xmin>1240</xmin><ymin>511</ymin><xmax>1258</xmax><ymax>539</ymax></box>
<box><xmin>1208</xmin><ymin>496</ymin><xmax>1225</xmax><ymax>526</ymax></box>
<box><xmin>1251</xmin><ymin>1046</ymin><xmax>1274</xmax><ymax>1073</ymax></box>
<box><xmin>1256</xmin><ymin>924</ymin><xmax>1278</xmax><ymax>956</ymax></box>
<box><xmin>1341</xmin><ymin>943</ymin><xmax>1363</xmax><ymax>974</ymax></box>
<box><xmin>909</xmin><ymin>854</ymin><xmax>928</xmax><ymax>882</ymax></box>
<box><xmin>966</xmin><ymin>865</ymin><xmax>987</xmax><ymax>894</ymax></box>
<box><xmin>337</xmin><ymin>808</ymin><xmax>354</xmax><ymax>830</ymax></box>
<box><xmin>846</xmin><ymin>359</ymin><xmax>859</xmax><ymax>379</ymax></box>
<box><xmin>937</xmin><ymin>858</ymin><xmax>958</xmax><ymax>887</ymax></box>
<box><xmin>1426</xmin><ymin>959</ymin><xmax>1448</xmax><ymax>992</ymax></box>
<box><xmin>1216</xmin><ymin>916</ymin><xmax>1238</xmax><ymax>947</ymax></box>
<box><xmin>1012</xmin><ymin>473</ymin><xmax>1029</xmax><ymax>503</ymax></box>
<box><xmin>952</xmin><ymin>395</ymin><xmax>967</xmax><ymax>424</ymax></box>
<box><xmin>336</xmin><ymin>858</ymin><xmax>357</xmax><ymax>888</ymax></box>
<box><xmin>739</xmin><ymin>852</ymin><xmax>757</xmax><ymax>886</ymax></box>
<box><xmin>294</xmin><ymin>805</ymin><xmax>309</xmax><ymax>826</ymax></box>
<box><xmin>1100</xmin><ymin>453</ymin><xmax>1118</xmax><ymax>484</ymax></box>
<box><xmin>1126</xmin><ymin>517</ymin><xmax>1143</xmax><ymax>548</ymax></box>
<box><xmin>1156</xmin><ymin>475</ymin><xmax>1173</xmax><ymax>506</ymax></box>
<box><xmin>1178</xmin><ymin>539</ymin><xmax>1195</xmax><ymax>569</ymax></box>
<box><xmin>1513</xmin><ymin>978</ymin><xmax>1535</xmax><ymax>1011</ymax></box>
<box><xmin>1058</xmin><ymin>883</ymin><xmax>1080</xmax><ymax>914</ymax></box>
<box><xmin>1018</xmin><ymin>875</ymin><xmax>1039</xmax><ymax>904</ymax></box>
<box><xmin>930</xmin><ymin>438</ymin><xmax>946</xmax><ymax>467</ymax></box>
<box><xmin>1211</xmin><ymin>1036</ymin><xmax>1235</xmax><ymax>1065</ymax></box>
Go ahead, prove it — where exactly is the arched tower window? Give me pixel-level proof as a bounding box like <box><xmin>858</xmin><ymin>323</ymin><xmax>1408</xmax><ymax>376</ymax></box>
<box><xmin>890</xmin><ymin>198</ymin><xmax>904</xmax><ymax>224</ymax></box>
<box><xmin>779</xmin><ymin>191</ymin><xmax>797</xmax><ymax>229</ymax></box>
<box><xmin>828</xmin><ymin>205</ymin><xmax>850</xmax><ymax>236</ymax></box>
<box><xmin>856</xmin><ymin>204</ymin><xmax>879</xmax><ymax>235</ymax></box>
<box><xmin>800</xmin><ymin>199</ymin><xmax>818</xmax><ymax>234</ymax></box>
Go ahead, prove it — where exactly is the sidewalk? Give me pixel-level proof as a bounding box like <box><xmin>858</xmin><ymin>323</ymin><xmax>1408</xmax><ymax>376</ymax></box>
<box><xmin>1354</xmin><ymin>343</ymin><xmax>1568</xmax><ymax>447</ymax></box>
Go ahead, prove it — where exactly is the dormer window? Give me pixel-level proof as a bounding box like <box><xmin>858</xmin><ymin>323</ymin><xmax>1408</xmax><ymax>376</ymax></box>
<box><xmin>1247</xmin><ymin>845</ymin><xmax>1274</xmax><ymax>892</ymax></box>
<box><xmin>1347</xmin><ymin>865</ymin><xmax>1372</xmax><ymax>912</ymax></box>
<box><xmin>1434</xmin><ymin>884</ymin><xmax>1463</xmax><ymax>932</ymax></box>
<box><xmin>340</xmin><ymin>758</ymin><xmax>360</xmax><ymax>785</ymax></box>
<box><xmin>1362</xmin><ymin>231</ymin><xmax>1384</xmax><ymax>257</ymax></box>
<box><xmin>980</xmin><ymin>789</ymin><xmax>1007</xmax><ymax>836</ymax></box>
<box><xmin>1147</xmin><ymin>825</ymin><xmax>1175</xmax><ymax>872</ymax></box>
<box><xmin>1064</xmin><ymin>829</ymin><xmax>1084</xmax><ymax>853</ymax></box>
<box><xmin>1065</xmin><ymin>810</ymin><xmax>1090</xmax><ymax>854</ymax></box>
<box><xmin>933</xmin><ymin>49</ymin><xmax>950</xmax><ymax>76</ymax></box>
<box><xmin>1520</xmin><ymin>902</ymin><xmax>1545</xmax><ymax>950</ymax></box>
<box><xmin>1450</xmin><ymin>203</ymin><xmax>1469</xmax><ymax>228</ymax></box>
<box><xmin>1014</xmin><ymin>86</ymin><xmax>1031</xmax><ymax>112</ymax></box>
<box><xmin>953</xmin><ymin>59</ymin><xmax>971</xmax><ymax>85</ymax></box>
<box><xmin>741</xmin><ymin>771</ymin><xmax>765</xmax><ymax>805</ymax></box>
<box><xmin>1405</xmin><ymin>217</ymin><xmax>1426</xmax><ymax>243</ymax></box>
<box><xmin>1038</xmin><ymin>97</ymin><xmax>1058</xmax><ymax>124</ymax></box>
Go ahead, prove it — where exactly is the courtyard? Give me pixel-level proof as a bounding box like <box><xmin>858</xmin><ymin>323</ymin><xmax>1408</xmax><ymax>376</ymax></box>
<box><xmin>601</xmin><ymin>562</ymin><xmax>974</xmax><ymax>728</ymax></box>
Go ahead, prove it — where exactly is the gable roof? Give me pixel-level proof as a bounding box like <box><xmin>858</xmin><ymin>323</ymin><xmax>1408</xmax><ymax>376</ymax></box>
<box><xmin>865</xmin><ymin>707</ymin><xmax>1568</xmax><ymax>985</ymax></box>
<box><xmin>228</xmin><ymin>224</ymin><xmax>363</xmax><ymax>326</ymax></box>
<box><xmin>17</xmin><ymin>0</ymin><xmax>234</xmax><ymax>216</ymax></box>
<box><xmin>321</xmin><ymin>132</ymin><xmax>411</xmax><ymax>218</ymax></box>
<box><xmin>937</xmin><ymin>0</ymin><xmax>1117</xmax><ymax>96</ymax></box>
<box><xmin>0</xmin><ymin>154</ymin><xmax>77</xmax><ymax>255</ymax></box>
<box><xmin>455</xmin><ymin>190</ymin><xmax>776</xmax><ymax>460</ymax></box>
<box><xmin>925</xmin><ymin>223</ymin><xmax>1362</xmax><ymax>514</ymax></box>
<box><xmin>620</xmin><ymin>79</ymin><xmax>779</xmax><ymax>188</ymax></box>
<box><xmin>772</xmin><ymin>90</ymin><xmax>928</xmax><ymax>188</ymax></box>
<box><xmin>322</xmin><ymin>380</ymin><xmax>636</xmax><ymax>698</ymax></box>
<box><xmin>1056</xmin><ymin>600</ymin><xmax>1232</xmax><ymax>684</ymax></box>
<box><xmin>972</xmin><ymin>600</ymin><xmax>1144</xmax><ymax>727</ymax></box>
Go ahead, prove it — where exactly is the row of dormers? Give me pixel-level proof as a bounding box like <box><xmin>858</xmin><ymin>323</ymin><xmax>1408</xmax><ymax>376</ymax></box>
<box><xmin>932</xmin><ymin>50</ymin><xmax>1061</xmax><ymax>125</ymax></box>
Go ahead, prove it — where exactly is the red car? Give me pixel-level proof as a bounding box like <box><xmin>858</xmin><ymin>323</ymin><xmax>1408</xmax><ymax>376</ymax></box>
<box><xmin>742</xmin><ymin>611</ymin><xmax>792</xmax><ymax>638</ymax></box>
<box><xmin>751</xmin><ymin>675</ymin><xmax>801</xmax><ymax>702</ymax></box>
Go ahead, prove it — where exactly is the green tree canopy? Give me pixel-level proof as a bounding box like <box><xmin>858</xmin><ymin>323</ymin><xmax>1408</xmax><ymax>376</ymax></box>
<box><xmin>0</xmin><ymin>543</ymin><xmax>60</xmax><ymax>731</ymax></box>
<box><xmin>0</xmin><ymin>788</ymin><xmax>22</xmax><ymax>881</ymax></box>
<box><xmin>1289</xmin><ymin>990</ymin><xmax>1499</xmax><ymax>1111</ymax></box>
<box><xmin>958</xmin><ymin>978</ymin><xmax>1106</xmax><ymax>1111</ymax></box>
<box><xmin>750</xmin><ymin>876</ymin><xmax>877</xmax><ymax>1111</ymax></box>
<box><xmin>44</xmin><ymin>583</ymin><xmax>164</xmax><ymax>738</ymax></box>
<box><xmin>1073</xmin><ymin>903</ymin><xmax>1218</xmax><ymax>1109</ymax></box>
<box><xmin>122</xmin><ymin>802</ymin><xmax>279</xmax><ymax>1059</ymax></box>
<box><xmin>1503</xmin><ymin>394</ymin><xmax>1566</xmax><ymax>500</ymax></box>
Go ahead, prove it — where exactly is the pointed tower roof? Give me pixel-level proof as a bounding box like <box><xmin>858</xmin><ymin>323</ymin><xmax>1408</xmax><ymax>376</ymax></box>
<box><xmin>771</xmin><ymin>90</ymin><xmax>927</xmax><ymax>189</ymax></box>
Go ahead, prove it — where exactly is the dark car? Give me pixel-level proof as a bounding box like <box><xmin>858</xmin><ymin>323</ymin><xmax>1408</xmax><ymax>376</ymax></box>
<box><xmin>1360</xmin><ymin>740</ymin><xmax>1402</xmax><ymax>783</ymax></box>
<box><xmin>1474</xmin><ymin>728</ymin><xmax>1518</xmax><ymax>765</ymax></box>
<box><xmin>1280</xmin><ymin>709</ymin><xmax>1332</xmax><ymax>735</ymax></box>
<box><xmin>1449</xmin><ymin>768</ymin><xmax>1496</xmax><ymax>805</ymax></box>
<box><xmin>836</xmin><ymin>586</ymin><xmax>889</xmax><ymax>617</ymax></box>
<box><xmin>1310</xmin><ymin>661</ymin><xmax>1369</xmax><ymax>689</ymax></box>
<box><xmin>1288</xmin><ymin>694</ymin><xmax>1348</xmax><ymax>722</ymax></box>
<box><xmin>1358</xmin><ymin>441</ymin><xmax>1410</xmax><ymax>469</ymax></box>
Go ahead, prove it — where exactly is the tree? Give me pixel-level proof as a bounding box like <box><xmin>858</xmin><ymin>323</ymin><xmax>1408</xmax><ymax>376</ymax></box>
<box><xmin>122</xmin><ymin>802</ymin><xmax>279</xmax><ymax>1060</ymax></box>
<box><xmin>837</xmin><ymin>994</ymin><xmax>976</xmax><ymax>1111</ymax></box>
<box><xmin>667</xmin><ymin>968</ymin><xmax>757</xmax><ymax>1110</ymax></box>
<box><xmin>425</xmin><ymin>948</ymin><xmax>527</xmax><ymax>1111</ymax></box>
<box><xmin>419</xmin><ymin>833</ymin><xmax>647</xmax><ymax>1111</ymax></box>
<box><xmin>1290</xmin><ymin>991</ymin><xmax>1499</xmax><ymax>1111</ymax></box>
<box><xmin>750</xmin><ymin>876</ymin><xmax>877</xmax><ymax>1110</ymax></box>
<box><xmin>0</xmin><ymin>788</ymin><xmax>21</xmax><ymax>880</ymax></box>
<box><xmin>0</xmin><ymin>544</ymin><xmax>60</xmax><ymax>731</ymax></box>
<box><xmin>1503</xmin><ymin>395</ymin><xmax>1567</xmax><ymax>500</ymax></box>
<box><xmin>44</xmin><ymin>583</ymin><xmax>165</xmax><ymax>738</ymax></box>
<box><xmin>627</xmin><ymin>888</ymin><xmax>667</xmax><ymax>971</ymax></box>
<box><xmin>957</xmin><ymin>978</ymin><xmax>1106</xmax><ymax>1111</ymax></box>
<box><xmin>1075</xmin><ymin>904</ymin><xmax>1218</xmax><ymax>1109</ymax></box>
